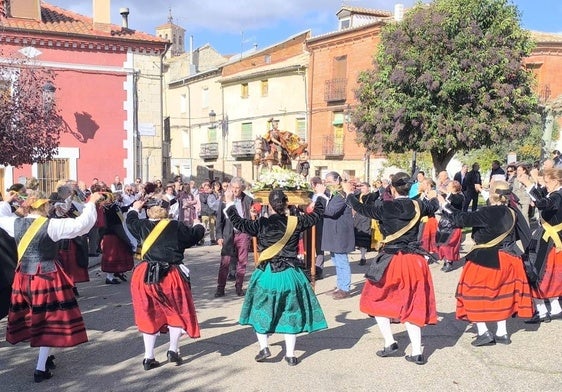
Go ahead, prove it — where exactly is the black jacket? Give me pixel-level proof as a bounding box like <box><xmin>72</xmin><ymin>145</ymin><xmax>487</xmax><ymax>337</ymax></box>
<box><xmin>126</xmin><ymin>211</ymin><xmax>204</xmax><ymax>264</ymax></box>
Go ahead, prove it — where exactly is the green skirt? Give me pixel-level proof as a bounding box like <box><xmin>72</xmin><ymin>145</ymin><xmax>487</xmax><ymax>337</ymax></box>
<box><xmin>239</xmin><ymin>263</ymin><xmax>328</xmax><ymax>334</ymax></box>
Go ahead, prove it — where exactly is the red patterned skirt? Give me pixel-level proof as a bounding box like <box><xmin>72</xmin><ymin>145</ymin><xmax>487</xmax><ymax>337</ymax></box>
<box><xmin>456</xmin><ymin>251</ymin><xmax>533</xmax><ymax>322</ymax></box>
<box><xmin>437</xmin><ymin>228</ymin><xmax>462</xmax><ymax>261</ymax></box>
<box><xmin>420</xmin><ymin>217</ymin><xmax>438</xmax><ymax>254</ymax></box>
<box><xmin>130</xmin><ymin>262</ymin><xmax>200</xmax><ymax>337</ymax></box>
<box><xmin>359</xmin><ymin>252</ymin><xmax>437</xmax><ymax>327</ymax></box>
<box><xmin>532</xmin><ymin>247</ymin><xmax>562</xmax><ymax>299</ymax></box>
<box><xmin>6</xmin><ymin>264</ymin><xmax>88</xmax><ymax>347</ymax></box>
<box><xmin>58</xmin><ymin>241</ymin><xmax>89</xmax><ymax>284</ymax></box>
<box><xmin>101</xmin><ymin>234</ymin><xmax>134</xmax><ymax>273</ymax></box>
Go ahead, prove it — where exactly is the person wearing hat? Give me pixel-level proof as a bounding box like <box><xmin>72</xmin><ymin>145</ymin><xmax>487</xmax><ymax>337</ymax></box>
<box><xmin>342</xmin><ymin>172</ymin><xmax>439</xmax><ymax>365</ymax></box>
<box><xmin>0</xmin><ymin>190</ymin><xmax>103</xmax><ymax>382</ymax></box>
<box><xmin>223</xmin><ymin>188</ymin><xmax>327</xmax><ymax>366</ymax></box>
<box><xmin>126</xmin><ymin>196</ymin><xmax>205</xmax><ymax>371</ymax></box>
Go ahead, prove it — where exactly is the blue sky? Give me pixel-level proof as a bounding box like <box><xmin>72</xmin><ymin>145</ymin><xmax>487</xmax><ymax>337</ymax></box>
<box><xmin>47</xmin><ymin>0</ymin><xmax>562</xmax><ymax>54</ymax></box>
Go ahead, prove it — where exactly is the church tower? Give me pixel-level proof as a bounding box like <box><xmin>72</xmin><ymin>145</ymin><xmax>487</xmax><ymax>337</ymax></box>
<box><xmin>155</xmin><ymin>9</ymin><xmax>185</xmax><ymax>57</ymax></box>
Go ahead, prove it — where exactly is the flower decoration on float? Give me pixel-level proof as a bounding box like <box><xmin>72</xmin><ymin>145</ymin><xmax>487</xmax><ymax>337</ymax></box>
<box><xmin>251</xmin><ymin>167</ymin><xmax>311</xmax><ymax>192</ymax></box>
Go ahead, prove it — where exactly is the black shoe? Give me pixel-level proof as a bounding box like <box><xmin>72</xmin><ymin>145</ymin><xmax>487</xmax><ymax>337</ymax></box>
<box><xmin>495</xmin><ymin>334</ymin><xmax>511</xmax><ymax>345</ymax></box>
<box><xmin>167</xmin><ymin>350</ymin><xmax>182</xmax><ymax>365</ymax></box>
<box><xmin>405</xmin><ymin>354</ymin><xmax>427</xmax><ymax>365</ymax></box>
<box><xmin>236</xmin><ymin>288</ymin><xmax>246</xmax><ymax>296</ymax></box>
<box><xmin>442</xmin><ymin>262</ymin><xmax>453</xmax><ymax>273</ymax></box>
<box><xmin>524</xmin><ymin>312</ymin><xmax>552</xmax><ymax>324</ymax></box>
<box><xmin>115</xmin><ymin>273</ymin><xmax>127</xmax><ymax>282</ymax></box>
<box><xmin>550</xmin><ymin>312</ymin><xmax>562</xmax><ymax>320</ymax></box>
<box><xmin>285</xmin><ymin>356</ymin><xmax>299</xmax><ymax>366</ymax></box>
<box><xmin>376</xmin><ymin>342</ymin><xmax>399</xmax><ymax>357</ymax></box>
<box><xmin>315</xmin><ymin>267</ymin><xmax>324</xmax><ymax>280</ymax></box>
<box><xmin>34</xmin><ymin>369</ymin><xmax>53</xmax><ymax>383</ymax></box>
<box><xmin>255</xmin><ymin>347</ymin><xmax>271</xmax><ymax>362</ymax></box>
<box><xmin>359</xmin><ymin>258</ymin><xmax>366</xmax><ymax>266</ymax></box>
<box><xmin>471</xmin><ymin>331</ymin><xmax>496</xmax><ymax>347</ymax></box>
<box><xmin>46</xmin><ymin>355</ymin><xmax>56</xmax><ymax>370</ymax></box>
<box><xmin>214</xmin><ymin>288</ymin><xmax>225</xmax><ymax>298</ymax></box>
<box><xmin>72</xmin><ymin>287</ymin><xmax>80</xmax><ymax>297</ymax></box>
<box><xmin>105</xmin><ymin>278</ymin><xmax>121</xmax><ymax>285</ymax></box>
<box><xmin>142</xmin><ymin>358</ymin><xmax>160</xmax><ymax>371</ymax></box>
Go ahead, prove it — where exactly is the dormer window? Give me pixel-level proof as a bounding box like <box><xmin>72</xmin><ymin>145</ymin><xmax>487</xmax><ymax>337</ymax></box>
<box><xmin>339</xmin><ymin>18</ymin><xmax>351</xmax><ymax>30</ymax></box>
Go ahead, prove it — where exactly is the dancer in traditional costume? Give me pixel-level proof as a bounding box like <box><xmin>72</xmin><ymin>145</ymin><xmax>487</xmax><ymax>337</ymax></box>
<box><xmin>0</xmin><ymin>191</ymin><xmax>102</xmax><ymax>382</ymax></box>
<box><xmin>436</xmin><ymin>180</ymin><xmax>465</xmax><ymax>272</ymax></box>
<box><xmin>224</xmin><ymin>188</ymin><xmax>327</xmax><ymax>366</ymax></box>
<box><xmin>126</xmin><ymin>197</ymin><xmax>204</xmax><ymax>371</ymax></box>
<box><xmin>443</xmin><ymin>180</ymin><xmax>533</xmax><ymax>345</ymax></box>
<box><xmin>49</xmin><ymin>185</ymin><xmax>90</xmax><ymax>296</ymax></box>
<box><xmin>519</xmin><ymin>168</ymin><xmax>562</xmax><ymax>323</ymax></box>
<box><xmin>343</xmin><ymin>172</ymin><xmax>439</xmax><ymax>365</ymax></box>
<box><xmin>99</xmin><ymin>194</ymin><xmax>135</xmax><ymax>284</ymax></box>
<box><xmin>0</xmin><ymin>227</ymin><xmax>17</xmax><ymax>320</ymax></box>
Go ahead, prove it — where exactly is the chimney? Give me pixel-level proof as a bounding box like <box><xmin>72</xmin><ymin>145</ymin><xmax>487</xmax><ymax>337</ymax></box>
<box><xmin>119</xmin><ymin>7</ymin><xmax>129</xmax><ymax>28</ymax></box>
<box><xmin>394</xmin><ymin>3</ymin><xmax>404</xmax><ymax>22</ymax></box>
<box><xmin>93</xmin><ymin>0</ymin><xmax>111</xmax><ymax>32</ymax></box>
<box><xmin>9</xmin><ymin>0</ymin><xmax>41</xmax><ymax>21</ymax></box>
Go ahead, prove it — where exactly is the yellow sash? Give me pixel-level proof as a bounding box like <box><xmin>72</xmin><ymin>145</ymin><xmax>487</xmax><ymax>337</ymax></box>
<box><xmin>141</xmin><ymin>219</ymin><xmax>170</xmax><ymax>259</ymax></box>
<box><xmin>17</xmin><ymin>217</ymin><xmax>48</xmax><ymax>264</ymax></box>
<box><xmin>541</xmin><ymin>220</ymin><xmax>562</xmax><ymax>251</ymax></box>
<box><xmin>382</xmin><ymin>201</ymin><xmax>421</xmax><ymax>244</ymax></box>
<box><xmin>258</xmin><ymin>216</ymin><xmax>297</xmax><ymax>263</ymax></box>
<box><xmin>472</xmin><ymin>209</ymin><xmax>516</xmax><ymax>250</ymax></box>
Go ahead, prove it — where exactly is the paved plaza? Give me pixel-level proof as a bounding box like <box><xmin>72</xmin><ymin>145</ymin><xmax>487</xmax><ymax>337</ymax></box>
<box><xmin>1</xmin><ymin>240</ymin><xmax>561</xmax><ymax>391</ymax></box>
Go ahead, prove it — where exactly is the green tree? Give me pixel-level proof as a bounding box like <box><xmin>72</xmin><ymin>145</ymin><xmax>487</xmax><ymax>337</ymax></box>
<box><xmin>354</xmin><ymin>0</ymin><xmax>539</xmax><ymax>172</ymax></box>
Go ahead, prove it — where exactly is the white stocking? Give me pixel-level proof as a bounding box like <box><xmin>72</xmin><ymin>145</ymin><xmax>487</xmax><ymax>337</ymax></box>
<box><xmin>36</xmin><ymin>346</ymin><xmax>52</xmax><ymax>371</ymax></box>
<box><xmin>374</xmin><ymin>316</ymin><xmax>395</xmax><ymax>347</ymax></box>
<box><xmin>106</xmin><ymin>273</ymin><xmax>115</xmax><ymax>280</ymax></box>
<box><xmin>143</xmin><ymin>333</ymin><xmax>157</xmax><ymax>359</ymax></box>
<box><xmin>549</xmin><ymin>298</ymin><xmax>562</xmax><ymax>315</ymax></box>
<box><xmin>256</xmin><ymin>332</ymin><xmax>268</xmax><ymax>350</ymax></box>
<box><xmin>534</xmin><ymin>298</ymin><xmax>548</xmax><ymax>317</ymax></box>
<box><xmin>168</xmin><ymin>326</ymin><xmax>183</xmax><ymax>353</ymax></box>
<box><xmin>284</xmin><ymin>334</ymin><xmax>297</xmax><ymax>357</ymax></box>
<box><xmin>496</xmin><ymin>320</ymin><xmax>507</xmax><ymax>336</ymax></box>
<box><xmin>405</xmin><ymin>322</ymin><xmax>422</xmax><ymax>356</ymax></box>
<box><xmin>476</xmin><ymin>322</ymin><xmax>488</xmax><ymax>335</ymax></box>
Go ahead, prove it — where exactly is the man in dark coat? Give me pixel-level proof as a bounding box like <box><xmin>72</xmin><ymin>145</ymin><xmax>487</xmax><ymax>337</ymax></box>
<box><xmin>215</xmin><ymin>177</ymin><xmax>253</xmax><ymax>297</ymax></box>
<box><xmin>321</xmin><ymin>172</ymin><xmax>355</xmax><ymax>299</ymax></box>
<box><xmin>0</xmin><ymin>228</ymin><xmax>17</xmax><ymax>320</ymax></box>
<box><xmin>462</xmin><ymin>163</ymin><xmax>482</xmax><ymax>212</ymax></box>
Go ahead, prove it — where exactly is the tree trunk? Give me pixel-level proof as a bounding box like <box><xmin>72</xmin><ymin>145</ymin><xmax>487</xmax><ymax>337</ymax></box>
<box><xmin>431</xmin><ymin>149</ymin><xmax>456</xmax><ymax>173</ymax></box>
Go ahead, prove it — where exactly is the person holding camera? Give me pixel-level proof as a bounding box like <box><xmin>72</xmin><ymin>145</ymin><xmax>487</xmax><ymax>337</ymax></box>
<box><xmin>126</xmin><ymin>196</ymin><xmax>205</xmax><ymax>371</ymax></box>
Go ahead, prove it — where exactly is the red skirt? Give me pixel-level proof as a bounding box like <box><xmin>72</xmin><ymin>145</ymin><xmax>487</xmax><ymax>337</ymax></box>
<box><xmin>456</xmin><ymin>251</ymin><xmax>533</xmax><ymax>322</ymax></box>
<box><xmin>101</xmin><ymin>234</ymin><xmax>134</xmax><ymax>273</ymax></box>
<box><xmin>437</xmin><ymin>228</ymin><xmax>462</xmax><ymax>261</ymax></box>
<box><xmin>58</xmin><ymin>241</ymin><xmax>89</xmax><ymax>284</ymax></box>
<box><xmin>359</xmin><ymin>252</ymin><xmax>437</xmax><ymax>327</ymax></box>
<box><xmin>532</xmin><ymin>247</ymin><xmax>562</xmax><ymax>299</ymax></box>
<box><xmin>130</xmin><ymin>262</ymin><xmax>200</xmax><ymax>337</ymax></box>
<box><xmin>420</xmin><ymin>217</ymin><xmax>438</xmax><ymax>254</ymax></box>
<box><xmin>6</xmin><ymin>264</ymin><xmax>88</xmax><ymax>347</ymax></box>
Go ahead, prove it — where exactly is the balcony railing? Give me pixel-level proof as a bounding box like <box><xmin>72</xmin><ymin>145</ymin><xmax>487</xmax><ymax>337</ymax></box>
<box><xmin>231</xmin><ymin>139</ymin><xmax>255</xmax><ymax>159</ymax></box>
<box><xmin>324</xmin><ymin>78</ymin><xmax>347</xmax><ymax>102</ymax></box>
<box><xmin>322</xmin><ymin>135</ymin><xmax>344</xmax><ymax>158</ymax></box>
<box><xmin>200</xmin><ymin>143</ymin><xmax>219</xmax><ymax>160</ymax></box>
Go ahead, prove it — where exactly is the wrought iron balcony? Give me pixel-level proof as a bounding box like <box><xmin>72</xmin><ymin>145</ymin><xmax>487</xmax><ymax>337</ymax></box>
<box><xmin>322</xmin><ymin>135</ymin><xmax>344</xmax><ymax>158</ymax></box>
<box><xmin>324</xmin><ymin>78</ymin><xmax>347</xmax><ymax>102</ymax></box>
<box><xmin>200</xmin><ymin>143</ymin><xmax>219</xmax><ymax>160</ymax></box>
<box><xmin>231</xmin><ymin>139</ymin><xmax>255</xmax><ymax>159</ymax></box>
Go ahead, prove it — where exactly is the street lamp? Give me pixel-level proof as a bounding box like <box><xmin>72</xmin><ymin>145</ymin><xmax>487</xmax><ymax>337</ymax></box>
<box><xmin>42</xmin><ymin>81</ymin><xmax>56</xmax><ymax>111</ymax></box>
<box><xmin>209</xmin><ymin>109</ymin><xmax>229</xmax><ymax>179</ymax></box>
